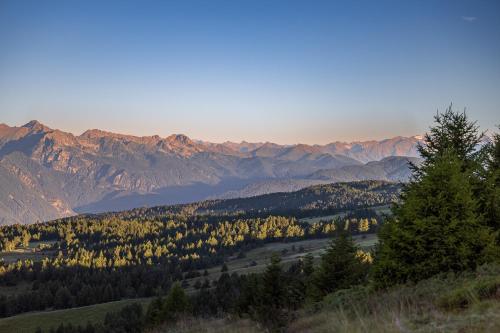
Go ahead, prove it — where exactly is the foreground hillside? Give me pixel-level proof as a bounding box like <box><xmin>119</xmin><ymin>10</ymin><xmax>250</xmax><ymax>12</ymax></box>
<box><xmin>289</xmin><ymin>264</ymin><xmax>500</xmax><ymax>333</ymax></box>
<box><xmin>152</xmin><ymin>264</ymin><xmax>500</xmax><ymax>333</ymax></box>
<box><xmin>0</xmin><ymin>235</ymin><xmax>376</xmax><ymax>332</ymax></box>
<box><xmin>171</xmin><ymin>265</ymin><xmax>500</xmax><ymax>333</ymax></box>
<box><xmin>5</xmin><ymin>244</ymin><xmax>497</xmax><ymax>333</ymax></box>
<box><xmin>0</xmin><ymin>120</ymin><xmax>420</xmax><ymax>224</ymax></box>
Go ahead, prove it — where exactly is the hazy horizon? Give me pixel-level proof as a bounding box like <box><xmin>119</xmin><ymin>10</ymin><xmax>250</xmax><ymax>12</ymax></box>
<box><xmin>2</xmin><ymin>118</ymin><xmax>426</xmax><ymax>145</ymax></box>
<box><xmin>1</xmin><ymin>0</ymin><xmax>499</xmax><ymax>144</ymax></box>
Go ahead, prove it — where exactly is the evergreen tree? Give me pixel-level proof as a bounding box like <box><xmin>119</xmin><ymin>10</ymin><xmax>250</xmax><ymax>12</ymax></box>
<box><xmin>372</xmin><ymin>109</ymin><xmax>500</xmax><ymax>287</ymax></box>
<box><xmin>373</xmin><ymin>151</ymin><xmax>498</xmax><ymax>287</ymax></box>
<box><xmin>54</xmin><ymin>287</ymin><xmax>73</xmax><ymax>309</ymax></box>
<box><xmin>145</xmin><ymin>297</ymin><xmax>163</xmax><ymax>326</ymax></box>
<box><xmin>308</xmin><ymin>232</ymin><xmax>365</xmax><ymax>301</ymax></box>
<box><xmin>256</xmin><ymin>254</ymin><xmax>288</xmax><ymax>332</ymax></box>
<box><xmin>162</xmin><ymin>282</ymin><xmax>190</xmax><ymax>321</ymax></box>
<box><xmin>482</xmin><ymin>128</ymin><xmax>500</xmax><ymax>233</ymax></box>
<box><xmin>414</xmin><ymin>106</ymin><xmax>484</xmax><ymax>176</ymax></box>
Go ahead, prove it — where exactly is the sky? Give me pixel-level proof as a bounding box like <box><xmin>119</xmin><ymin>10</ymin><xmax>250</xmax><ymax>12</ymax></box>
<box><xmin>0</xmin><ymin>0</ymin><xmax>499</xmax><ymax>144</ymax></box>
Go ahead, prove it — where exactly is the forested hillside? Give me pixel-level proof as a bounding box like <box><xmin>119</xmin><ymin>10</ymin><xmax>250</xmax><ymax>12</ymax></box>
<box><xmin>0</xmin><ymin>180</ymin><xmax>397</xmax><ymax>321</ymax></box>
<box><xmin>97</xmin><ymin>180</ymin><xmax>401</xmax><ymax>220</ymax></box>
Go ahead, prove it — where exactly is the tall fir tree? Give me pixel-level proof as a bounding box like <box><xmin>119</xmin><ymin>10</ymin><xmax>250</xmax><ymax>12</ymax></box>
<box><xmin>414</xmin><ymin>106</ymin><xmax>484</xmax><ymax>177</ymax></box>
<box><xmin>482</xmin><ymin>128</ymin><xmax>500</xmax><ymax>234</ymax></box>
<box><xmin>373</xmin><ymin>108</ymin><xmax>499</xmax><ymax>288</ymax></box>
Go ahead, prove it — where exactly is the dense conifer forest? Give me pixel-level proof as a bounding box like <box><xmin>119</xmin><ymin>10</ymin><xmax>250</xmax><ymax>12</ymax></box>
<box><xmin>0</xmin><ymin>181</ymin><xmax>396</xmax><ymax>320</ymax></box>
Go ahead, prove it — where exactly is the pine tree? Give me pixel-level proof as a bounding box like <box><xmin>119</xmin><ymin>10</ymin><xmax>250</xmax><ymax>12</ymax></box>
<box><xmin>373</xmin><ymin>152</ymin><xmax>497</xmax><ymax>287</ymax></box>
<box><xmin>54</xmin><ymin>287</ymin><xmax>73</xmax><ymax>309</ymax></box>
<box><xmin>482</xmin><ymin>128</ymin><xmax>500</xmax><ymax>233</ymax></box>
<box><xmin>162</xmin><ymin>282</ymin><xmax>190</xmax><ymax>321</ymax></box>
<box><xmin>145</xmin><ymin>296</ymin><xmax>163</xmax><ymax>326</ymax></box>
<box><xmin>414</xmin><ymin>106</ymin><xmax>484</xmax><ymax>176</ymax></box>
<box><xmin>308</xmin><ymin>232</ymin><xmax>365</xmax><ymax>301</ymax></box>
<box><xmin>256</xmin><ymin>254</ymin><xmax>288</xmax><ymax>332</ymax></box>
<box><xmin>373</xmin><ymin>109</ymin><xmax>499</xmax><ymax>288</ymax></box>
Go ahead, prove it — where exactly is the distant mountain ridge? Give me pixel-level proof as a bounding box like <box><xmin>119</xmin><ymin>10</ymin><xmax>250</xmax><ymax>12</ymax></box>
<box><xmin>0</xmin><ymin>120</ymin><xmax>422</xmax><ymax>224</ymax></box>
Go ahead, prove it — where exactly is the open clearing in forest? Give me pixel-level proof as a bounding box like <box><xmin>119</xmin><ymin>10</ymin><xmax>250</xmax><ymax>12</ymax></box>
<box><xmin>299</xmin><ymin>204</ymin><xmax>392</xmax><ymax>224</ymax></box>
<box><xmin>0</xmin><ymin>241</ymin><xmax>56</xmax><ymax>264</ymax></box>
<box><xmin>183</xmin><ymin>234</ymin><xmax>377</xmax><ymax>293</ymax></box>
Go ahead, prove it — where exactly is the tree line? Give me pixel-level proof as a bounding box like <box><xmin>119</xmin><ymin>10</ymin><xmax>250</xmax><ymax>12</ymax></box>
<box><xmin>0</xmin><ymin>210</ymin><xmax>382</xmax><ymax>317</ymax></box>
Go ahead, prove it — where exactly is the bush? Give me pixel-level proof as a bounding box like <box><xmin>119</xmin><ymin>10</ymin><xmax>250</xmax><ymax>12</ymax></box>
<box><xmin>437</xmin><ymin>276</ymin><xmax>500</xmax><ymax>310</ymax></box>
<box><xmin>322</xmin><ymin>285</ymin><xmax>372</xmax><ymax>310</ymax></box>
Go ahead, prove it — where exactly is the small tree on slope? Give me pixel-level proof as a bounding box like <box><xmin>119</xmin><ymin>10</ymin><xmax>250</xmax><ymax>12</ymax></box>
<box><xmin>308</xmin><ymin>231</ymin><xmax>366</xmax><ymax>301</ymax></box>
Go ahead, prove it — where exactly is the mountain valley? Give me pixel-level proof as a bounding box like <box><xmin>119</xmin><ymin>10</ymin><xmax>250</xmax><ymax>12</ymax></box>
<box><xmin>0</xmin><ymin>121</ymin><xmax>421</xmax><ymax>224</ymax></box>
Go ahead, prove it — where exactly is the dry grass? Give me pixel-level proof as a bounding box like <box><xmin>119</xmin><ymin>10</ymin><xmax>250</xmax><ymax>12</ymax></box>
<box><xmin>0</xmin><ymin>298</ymin><xmax>152</xmax><ymax>333</ymax></box>
<box><xmin>289</xmin><ymin>264</ymin><xmax>500</xmax><ymax>333</ymax></box>
<box><xmin>146</xmin><ymin>264</ymin><xmax>500</xmax><ymax>333</ymax></box>
<box><xmin>148</xmin><ymin>317</ymin><xmax>264</xmax><ymax>333</ymax></box>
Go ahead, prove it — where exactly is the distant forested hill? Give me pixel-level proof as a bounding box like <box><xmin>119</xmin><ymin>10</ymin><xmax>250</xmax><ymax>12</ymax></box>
<box><xmin>93</xmin><ymin>180</ymin><xmax>402</xmax><ymax>220</ymax></box>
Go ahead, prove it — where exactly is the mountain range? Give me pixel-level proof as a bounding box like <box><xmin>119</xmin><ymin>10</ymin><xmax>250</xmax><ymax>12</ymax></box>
<box><xmin>0</xmin><ymin>120</ymin><xmax>422</xmax><ymax>224</ymax></box>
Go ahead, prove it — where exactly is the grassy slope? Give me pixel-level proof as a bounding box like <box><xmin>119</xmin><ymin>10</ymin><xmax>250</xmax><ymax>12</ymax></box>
<box><xmin>288</xmin><ymin>264</ymin><xmax>500</xmax><ymax>333</ymax></box>
<box><xmin>156</xmin><ymin>264</ymin><xmax>500</xmax><ymax>333</ymax></box>
<box><xmin>0</xmin><ymin>298</ymin><xmax>152</xmax><ymax>333</ymax></box>
<box><xmin>2</xmin><ymin>237</ymin><xmax>498</xmax><ymax>333</ymax></box>
<box><xmin>182</xmin><ymin>234</ymin><xmax>377</xmax><ymax>293</ymax></box>
<box><xmin>148</xmin><ymin>318</ymin><xmax>263</xmax><ymax>333</ymax></box>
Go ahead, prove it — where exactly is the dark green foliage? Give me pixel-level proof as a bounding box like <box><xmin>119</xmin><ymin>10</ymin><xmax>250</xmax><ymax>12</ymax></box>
<box><xmin>373</xmin><ymin>107</ymin><xmax>500</xmax><ymax>287</ymax></box>
<box><xmin>162</xmin><ymin>282</ymin><xmax>190</xmax><ymax>321</ymax></box>
<box><xmin>40</xmin><ymin>304</ymin><xmax>143</xmax><ymax>333</ymax></box>
<box><xmin>102</xmin><ymin>303</ymin><xmax>143</xmax><ymax>333</ymax></box>
<box><xmin>415</xmin><ymin>106</ymin><xmax>484</xmax><ymax>175</ymax></box>
<box><xmin>482</xmin><ymin>128</ymin><xmax>500</xmax><ymax>233</ymax></box>
<box><xmin>309</xmin><ymin>232</ymin><xmax>366</xmax><ymax>301</ymax></box>
<box><xmin>373</xmin><ymin>153</ymin><xmax>496</xmax><ymax>287</ymax></box>
<box><xmin>143</xmin><ymin>282</ymin><xmax>191</xmax><ymax>328</ymax></box>
<box><xmin>255</xmin><ymin>254</ymin><xmax>288</xmax><ymax>332</ymax></box>
<box><xmin>0</xmin><ymin>190</ymin><xmax>387</xmax><ymax>317</ymax></box>
<box><xmin>145</xmin><ymin>297</ymin><xmax>163</xmax><ymax>326</ymax></box>
<box><xmin>54</xmin><ymin>287</ymin><xmax>73</xmax><ymax>309</ymax></box>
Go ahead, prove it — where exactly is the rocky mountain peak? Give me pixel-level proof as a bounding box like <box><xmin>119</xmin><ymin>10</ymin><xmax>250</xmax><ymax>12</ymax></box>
<box><xmin>0</xmin><ymin>121</ymin><xmax>424</xmax><ymax>224</ymax></box>
<box><xmin>166</xmin><ymin>134</ymin><xmax>192</xmax><ymax>145</ymax></box>
<box><xmin>22</xmin><ymin>120</ymin><xmax>50</xmax><ymax>132</ymax></box>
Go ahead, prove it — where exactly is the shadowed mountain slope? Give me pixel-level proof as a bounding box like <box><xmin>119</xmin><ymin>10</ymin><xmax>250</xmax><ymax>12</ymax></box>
<box><xmin>0</xmin><ymin>121</ymin><xmax>421</xmax><ymax>224</ymax></box>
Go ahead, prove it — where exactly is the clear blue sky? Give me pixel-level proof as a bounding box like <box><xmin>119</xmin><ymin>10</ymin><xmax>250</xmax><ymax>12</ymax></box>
<box><xmin>0</xmin><ymin>0</ymin><xmax>499</xmax><ymax>144</ymax></box>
